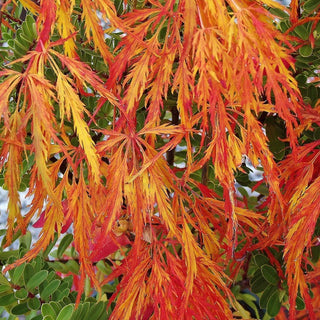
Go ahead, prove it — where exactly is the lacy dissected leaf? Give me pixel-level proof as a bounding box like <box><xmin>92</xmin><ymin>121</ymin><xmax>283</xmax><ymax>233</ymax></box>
<box><xmin>3</xmin><ymin>182</ymin><xmax>65</xmax><ymax>272</ymax></box>
<box><xmin>279</xmin><ymin>145</ymin><xmax>320</xmax><ymax>320</ymax></box>
<box><xmin>35</xmin><ymin>0</ymin><xmax>56</xmax><ymax>49</ymax></box>
<box><xmin>0</xmin><ymin>112</ymin><xmax>26</xmax><ymax>245</ymax></box>
<box><xmin>80</xmin><ymin>0</ymin><xmax>115</xmax><ymax>65</ymax></box>
<box><xmin>48</xmin><ymin>49</ymin><xmax>118</xmax><ymax>105</ymax></box>
<box><xmin>1</xmin><ymin>0</ymin><xmax>317</xmax><ymax>319</ymax></box>
<box><xmin>104</xmin><ymin>238</ymin><xmax>235</xmax><ymax>320</ymax></box>
<box><xmin>55</xmin><ymin>0</ymin><xmax>77</xmax><ymax>57</ymax></box>
<box><xmin>67</xmin><ymin>169</ymin><xmax>101</xmax><ymax>303</ymax></box>
<box><xmin>105</xmin><ymin>0</ymin><xmax>304</xmax><ymax>247</ymax></box>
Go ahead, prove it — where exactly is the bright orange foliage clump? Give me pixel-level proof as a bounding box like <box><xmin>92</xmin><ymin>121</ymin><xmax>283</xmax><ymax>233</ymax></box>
<box><xmin>1</xmin><ymin>0</ymin><xmax>320</xmax><ymax>319</ymax></box>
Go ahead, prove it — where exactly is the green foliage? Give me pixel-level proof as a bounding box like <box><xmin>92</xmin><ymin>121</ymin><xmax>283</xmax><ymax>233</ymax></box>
<box><xmin>0</xmin><ymin>232</ymin><xmax>111</xmax><ymax>319</ymax></box>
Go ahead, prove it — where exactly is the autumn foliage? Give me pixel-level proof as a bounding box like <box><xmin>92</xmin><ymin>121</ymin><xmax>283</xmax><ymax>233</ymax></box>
<box><xmin>1</xmin><ymin>0</ymin><xmax>320</xmax><ymax>319</ymax></box>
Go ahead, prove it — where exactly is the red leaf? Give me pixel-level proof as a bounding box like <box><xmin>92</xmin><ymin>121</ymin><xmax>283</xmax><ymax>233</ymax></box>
<box><xmin>89</xmin><ymin>227</ymin><xmax>130</xmax><ymax>262</ymax></box>
<box><xmin>130</xmin><ymin>304</ymin><xmax>154</xmax><ymax>320</ymax></box>
<box><xmin>33</xmin><ymin>200</ymin><xmax>71</xmax><ymax>233</ymax></box>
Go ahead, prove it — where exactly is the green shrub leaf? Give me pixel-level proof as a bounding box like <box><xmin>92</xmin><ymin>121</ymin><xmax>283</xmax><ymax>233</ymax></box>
<box><xmin>261</xmin><ymin>265</ymin><xmax>279</xmax><ymax>285</ymax></box>
<box><xmin>40</xmin><ymin>279</ymin><xmax>61</xmax><ymax>301</ymax></box>
<box><xmin>28</xmin><ymin>297</ymin><xmax>41</xmax><ymax>310</ymax></box>
<box><xmin>26</xmin><ymin>270</ymin><xmax>49</xmax><ymax>291</ymax></box>
<box><xmin>11</xmin><ymin>301</ymin><xmax>30</xmax><ymax>315</ymax></box>
<box><xmin>267</xmin><ymin>291</ymin><xmax>281</xmax><ymax>317</ymax></box>
<box><xmin>56</xmin><ymin>304</ymin><xmax>74</xmax><ymax>320</ymax></box>
<box><xmin>14</xmin><ymin>288</ymin><xmax>28</xmax><ymax>300</ymax></box>
<box><xmin>57</xmin><ymin>234</ymin><xmax>73</xmax><ymax>259</ymax></box>
<box><xmin>0</xmin><ymin>293</ymin><xmax>16</xmax><ymax>306</ymax></box>
<box><xmin>42</xmin><ymin>303</ymin><xmax>57</xmax><ymax>318</ymax></box>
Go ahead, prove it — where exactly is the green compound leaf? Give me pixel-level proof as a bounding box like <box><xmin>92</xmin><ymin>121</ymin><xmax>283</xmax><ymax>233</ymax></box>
<box><xmin>28</xmin><ymin>297</ymin><xmax>41</xmax><ymax>310</ymax></box>
<box><xmin>24</xmin><ymin>264</ymin><xmax>34</xmax><ymax>287</ymax></box>
<box><xmin>42</xmin><ymin>303</ymin><xmax>58</xmax><ymax>318</ymax></box>
<box><xmin>0</xmin><ymin>284</ymin><xmax>12</xmax><ymax>294</ymax></box>
<box><xmin>299</xmin><ymin>45</ymin><xmax>313</xmax><ymax>58</ymax></box>
<box><xmin>0</xmin><ymin>293</ymin><xmax>16</xmax><ymax>306</ymax></box>
<box><xmin>261</xmin><ymin>265</ymin><xmax>280</xmax><ymax>286</ymax></box>
<box><xmin>40</xmin><ymin>279</ymin><xmax>61</xmax><ymax>301</ymax></box>
<box><xmin>296</xmin><ymin>295</ymin><xmax>306</xmax><ymax>311</ymax></box>
<box><xmin>251</xmin><ymin>276</ymin><xmax>269</xmax><ymax>294</ymax></box>
<box><xmin>253</xmin><ymin>254</ymin><xmax>269</xmax><ymax>267</ymax></box>
<box><xmin>70</xmin><ymin>302</ymin><xmax>91</xmax><ymax>319</ymax></box>
<box><xmin>26</xmin><ymin>270</ymin><xmax>49</xmax><ymax>291</ymax></box>
<box><xmin>14</xmin><ymin>288</ymin><xmax>28</xmax><ymax>300</ymax></box>
<box><xmin>259</xmin><ymin>284</ymin><xmax>278</xmax><ymax>309</ymax></box>
<box><xmin>304</xmin><ymin>0</ymin><xmax>320</xmax><ymax>12</ymax></box>
<box><xmin>12</xmin><ymin>263</ymin><xmax>26</xmax><ymax>285</ymax></box>
<box><xmin>267</xmin><ymin>291</ymin><xmax>281</xmax><ymax>317</ymax></box>
<box><xmin>56</xmin><ymin>304</ymin><xmax>74</xmax><ymax>320</ymax></box>
<box><xmin>293</xmin><ymin>24</ymin><xmax>310</xmax><ymax>41</ymax></box>
<box><xmin>11</xmin><ymin>301</ymin><xmax>30</xmax><ymax>315</ymax></box>
<box><xmin>89</xmin><ymin>301</ymin><xmax>108</xmax><ymax>320</ymax></box>
<box><xmin>57</xmin><ymin>234</ymin><xmax>73</xmax><ymax>259</ymax></box>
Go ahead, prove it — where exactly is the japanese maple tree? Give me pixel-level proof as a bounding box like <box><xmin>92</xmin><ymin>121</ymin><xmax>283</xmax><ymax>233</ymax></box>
<box><xmin>1</xmin><ymin>0</ymin><xmax>320</xmax><ymax>319</ymax></box>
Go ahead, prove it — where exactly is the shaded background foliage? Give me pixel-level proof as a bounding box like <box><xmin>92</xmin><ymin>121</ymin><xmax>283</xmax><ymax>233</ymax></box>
<box><xmin>0</xmin><ymin>0</ymin><xmax>320</xmax><ymax>319</ymax></box>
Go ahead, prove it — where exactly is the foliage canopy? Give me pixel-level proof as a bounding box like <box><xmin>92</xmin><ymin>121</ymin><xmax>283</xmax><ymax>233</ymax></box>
<box><xmin>1</xmin><ymin>0</ymin><xmax>320</xmax><ymax>319</ymax></box>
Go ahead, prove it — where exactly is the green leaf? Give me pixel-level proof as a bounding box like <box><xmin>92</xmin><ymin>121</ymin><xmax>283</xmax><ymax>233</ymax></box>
<box><xmin>42</xmin><ymin>303</ymin><xmax>57</xmax><ymax>318</ymax></box>
<box><xmin>0</xmin><ymin>293</ymin><xmax>16</xmax><ymax>306</ymax></box>
<box><xmin>293</xmin><ymin>24</ymin><xmax>310</xmax><ymax>41</ymax></box>
<box><xmin>311</xmin><ymin>244</ymin><xmax>320</xmax><ymax>263</ymax></box>
<box><xmin>62</xmin><ymin>296</ymin><xmax>72</xmax><ymax>305</ymax></box>
<box><xmin>296</xmin><ymin>295</ymin><xmax>305</xmax><ymax>310</ymax></box>
<box><xmin>11</xmin><ymin>301</ymin><xmax>30</xmax><ymax>315</ymax></box>
<box><xmin>57</xmin><ymin>234</ymin><xmax>73</xmax><ymax>259</ymax></box>
<box><xmin>296</xmin><ymin>73</ymin><xmax>308</xmax><ymax>87</ymax></box>
<box><xmin>12</xmin><ymin>263</ymin><xmax>26</xmax><ymax>284</ymax></box>
<box><xmin>28</xmin><ymin>297</ymin><xmax>41</xmax><ymax>310</ymax></box>
<box><xmin>251</xmin><ymin>276</ymin><xmax>269</xmax><ymax>294</ymax></box>
<box><xmin>267</xmin><ymin>291</ymin><xmax>281</xmax><ymax>317</ymax></box>
<box><xmin>32</xmin><ymin>255</ymin><xmax>45</xmax><ymax>273</ymax></box>
<box><xmin>26</xmin><ymin>270</ymin><xmax>49</xmax><ymax>291</ymax></box>
<box><xmin>42</xmin><ymin>233</ymin><xmax>58</xmax><ymax>258</ymax></box>
<box><xmin>62</xmin><ymin>276</ymin><xmax>74</xmax><ymax>290</ymax></box>
<box><xmin>52</xmin><ymin>289</ymin><xmax>62</xmax><ymax>301</ymax></box>
<box><xmin>265</xmin><ymin>117</ymin><xmax>286</xmax><ymax>160</ymax></box>
<box><xmin>0</xmin><ymin>273</ymin><xmax>11</xmax><ymax>286</ymax></box>
<box><xmin>56</xmin><ymin>304</ymin><xmax>74</xmax><ymax>320</ymax></box>
<box><xmin>253</xmin><ymin>254</ymin><xmax>269</xmax><ymax>267</ymax></box>
<box><xmin>57</xmin><ymin>288</ymin><xmax>70</xmax><ymax>301</ymax></box>
<box><xmin>24</xmin><ymin>264</ymin><xmax>34</xmax><ymax>286</ymax></box>
<box><xmin>47</xmin><ymin>261</ymin><xmax>68</xmax><ymax>273</ymax></box>
<box><xmin>89</xmin><ymin>301</ymin><xmax>108</xmax><ymax>320</ymax></box>
<box><xmin>269</xmin><ymin>8</ymin><xmax>289</xmax><ymax>18</ymax></box>
<box><xmin>65</xmin><ymin>260</ymin><xmax>79</xmax><ymax>274</ymax></box>
<box><xmin>259</xmin><ymin>284</ymin><xmax>277</xmax><ymax>309</ymax></box>
<box><xmin>19</xmin><ymin>232</ymin><xmax>32</xmax><ymax>250</ymax></box>
<box><xmin>14</xmin><ymin>288</ymin><xmax>28</xmax><ymax>300</ymax></box>
<box><xmin>299</xmin><ymin>45</ymin><xmax>313</xmax><ymax>58</ymax></box>
<box><xmin>40</xmin><ymin>279</ymin><xmax>61</xmax><ymax>301</ymax></box>
<box><xmin>261</xmin><ymin>265</ymin><xmax>279</xmax><ymax>285</ymax></box>
<box><xmin>0</xmin><ymin>250</ymin><xmax>19</xmax><ymax>260</ymax></box>
<box><xmin>308</xmin><ymin>86</ymin><xmax>319</xmax><ymax>104</ymax></box>
<box><xmin>96</xmin><ymin>261</ymin><xmax>112</xmax><ymax>275</ymax></box>
<box><xmin>0</xmin><ymin>285</ymin><xmax>12</xmax><ymax>294</ymax></box>
<box><xmin>70</xmin><ymin>302</ymin><xmax>91</xmax><ymax>320</ymax></box>
<box><xmin>49</xmin><ymin>301</ymin><xmax>62</xmax><ymax>315</ymax></box>
<box><xmin>304</xmin><ymin>0</ymin><xmax>320</xmax><ymax>12</ymax></box>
